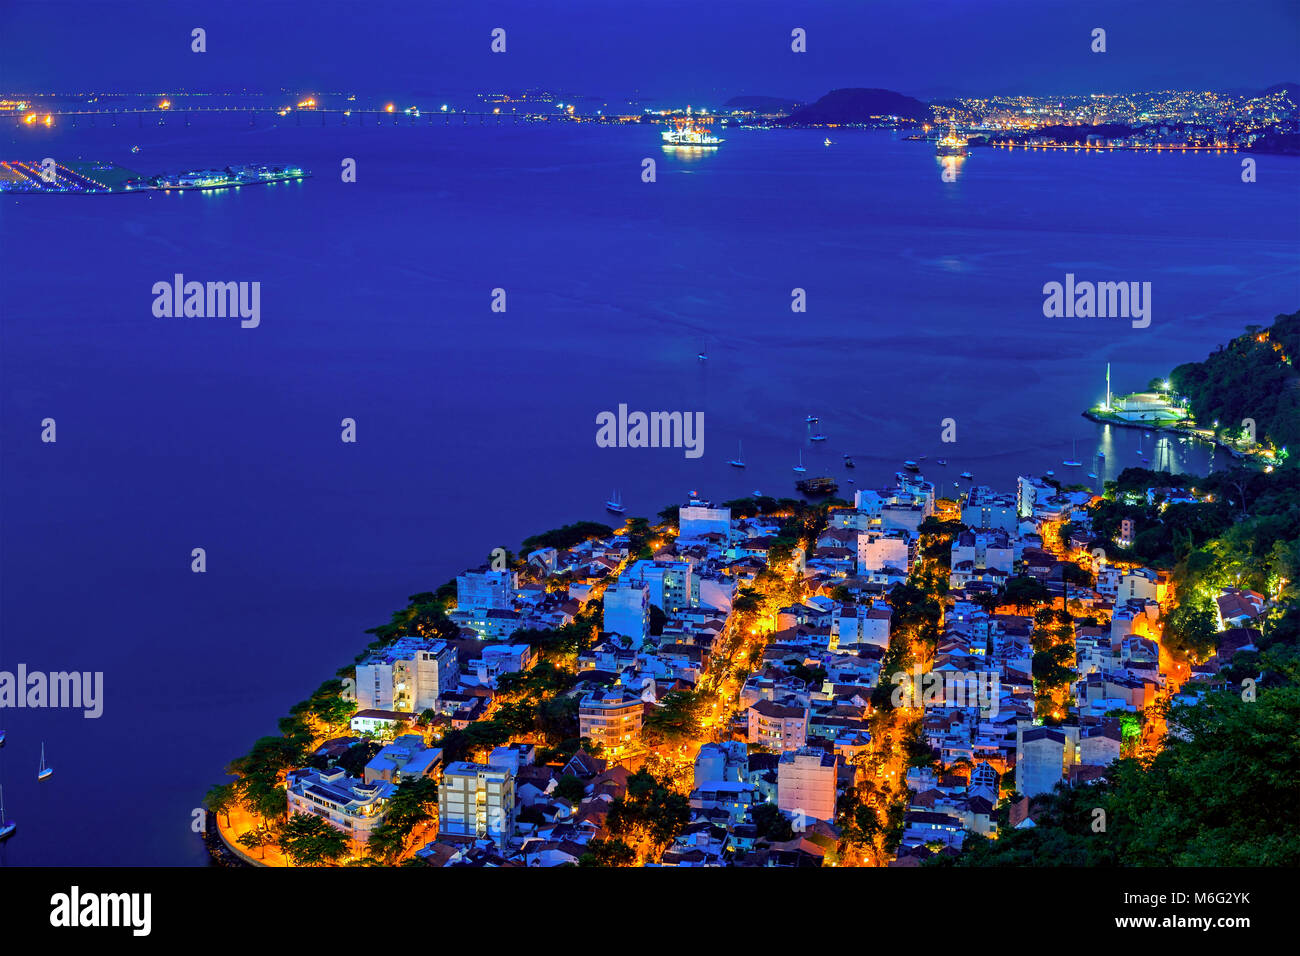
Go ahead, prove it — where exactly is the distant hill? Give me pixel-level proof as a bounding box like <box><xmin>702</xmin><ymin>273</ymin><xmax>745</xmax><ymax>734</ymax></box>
<box><xmin>1261</xmin><ymin>81</ymin><xmax>1300</xmax><ymax>98</ymax></box>
<box><xmin>779</xmin><ymin>88</ymin><xmax>929</xmax><ymax>125</ymax></box>
<box><xmin>721</xmin><ymin>95</ymin><xmax>802</xmax><ymax>114</ymax></box>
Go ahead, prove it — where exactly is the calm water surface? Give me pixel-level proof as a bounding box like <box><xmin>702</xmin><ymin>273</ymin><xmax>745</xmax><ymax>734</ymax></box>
<box><xmin>1</xmin><ymin>116</ymin><xmax>1296</xmax><ymax>864</ymax></box>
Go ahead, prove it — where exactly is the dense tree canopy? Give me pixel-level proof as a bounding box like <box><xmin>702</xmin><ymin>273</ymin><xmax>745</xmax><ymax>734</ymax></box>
<box><xmin>940</xmin><ymin>682</ymin><xmax>1300</xmax><ymax>866</ymax></box>
<box><xmin>1171</xmin><ymin>310</ymin><xmax>1300</xmax><ymax>449</ymax></box>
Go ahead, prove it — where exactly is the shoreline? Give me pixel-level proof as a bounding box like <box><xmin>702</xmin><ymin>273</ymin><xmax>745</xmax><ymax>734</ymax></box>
<box><xmin>1</xmin><ymin>174</ymin><xmax>313</xmax><ymax>196</ymax></box>
<box><xmin>203</xmin><ymin>811</ymin><xmax>254</xmax><ymax>868</ymax></box>
<box><xmin>1080</xmin><ymin>410</ymin><xmax>1251</xmax><ymax>462</ymax></box>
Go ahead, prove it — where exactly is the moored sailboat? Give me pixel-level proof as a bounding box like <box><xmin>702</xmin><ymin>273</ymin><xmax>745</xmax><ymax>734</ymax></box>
<box><xmin>0</xmin><ymin>785</ymin><xmax>15</xmax><ymax>841</ymax></box>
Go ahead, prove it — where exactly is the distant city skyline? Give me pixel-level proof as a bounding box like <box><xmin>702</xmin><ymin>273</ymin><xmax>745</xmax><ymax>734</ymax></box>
<box><xmin>2</xmin><ymin>0</ymin><xmax>1296</xmax><ymax>104</ymax></box>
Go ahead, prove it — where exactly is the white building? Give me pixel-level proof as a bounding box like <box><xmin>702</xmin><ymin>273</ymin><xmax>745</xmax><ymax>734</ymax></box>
<box><xmin>578</xmin><ymin>689</ymin><xmax>645</xmax><ymax>756</ymax></box>
<box><xmin>857</xmin><ymin>529</ymin><xmax>910</xmax><ymax>574</ymax></box>
<box><xmin>832</xmin><ymin>602</ymin><xmax>891</xmax><ymax>650</ymax></box>
<box><xmin>777</xmin><ymin>747</ymin><xmax>839</xmax><ymax>823</ymax></box>
<box><xmin>623</xmin><ymin>559</ymin><xmax>699</xmax><ymax>612</ymax></box>
<box><xmin>693</xmin><ymin>741</ymin><xmax>749</xmax><ymax>789</ymax></box>
<box><xmin>354</xmin><ymin>638</ymin><xmax>458</xmax><ymax>713</ymax></box>
<box><xmin>363</xmin><ymin>735</ymin><xmax>442</xmax><ymax>785</ymax></box>
<box><xmin>468</xmin><ymin>643</ymin><xmax>533</xmax><ymax>687</ymax></box>
<box><xmin>456</xmin><ymin>568</ymin><xmax>517</xmax><ymax>612</ymax></box>
<box><xmin>1119</xmin><ymin>568</ymin><xmax>1159</xmax><ymax>603</ymax></box>
<box><xmin>604</xmin><ymin>581</ymin><xmax>650</xmax><ymax>646</ymax></box>
<box><xmin>678</xmin><ymin>499</ymin><xmax>731</xmax><ymax>544</ymax></box>
<box><xmin>1017</xmin><ymin>476</ymin><xmax>1054</xmax><ymax>519</ymax></box>
<box><xmin>1015</xmin><ymin>727</ymin><xmax>1068</xmax><ymax>798</ymax></box>
<box><xmin>962</xmin><ymin>487</ymin><xmax>1019</xmax><ymax>534</ymax></box>
<box><xmin>949</xmin><ymin>527</ymin><xmax>1015</xmax><ymax>589</ymax></box>
<box><xmin>286</xmin><ymin>767</ymin><xmax>395</xmax><ymax>845</ymax></box>
<box><xmin>438</xmin><ymin>762</ymin><xmax>516</xmax><ymax>848</ymax></box>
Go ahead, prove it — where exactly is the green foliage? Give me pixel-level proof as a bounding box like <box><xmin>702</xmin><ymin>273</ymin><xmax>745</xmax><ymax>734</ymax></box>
<box><xmin>941</xmin><ymin>683</ymin><xmax>1300</xmax><ymax>866</ymax></box>
<box><xmin>203</xmin><ymin>783</ymin><xmax>237</xmax><ymax>825</ymax></box>
<box><xmin>782</xmin><ymin>658</ymin><xmax>828</xmax><ymax>688</ymax></box>
<box><xmin>750</xmin><ymin>802</ymin><xmax>796</xmax><ymax>842</ymax></box>
<box><xmin>521</xmin><ymin>521</ymin><xmax>615</xmax><ymax>555</ymax></box>
<box><xmin>334</xmin><ymin>741</ymin><xmax>382</xmax><ymax>778</ymax></box>
<box><xmin>278</xmin><ymin>813</ymin><xmax>351</xmax><ymax>867</ymax></box>
<box><xmin>226</xmin><ymin>734</ymin><xmax>307</xmax><ymax>821</ymax></box>
<box><xmin>1170</xmin><ymin>310</ymin><xmax>1300</xmax><ymax>449</ymax></box>
<box><xmin>438</xmin><ymin>720</ymin><xmax>513</xmax><ymax>763</ymax></box>
<box><xmin>235</xmin><ymin>828</ymin><xmax>272</xmax><ymax>859</ymax></box>
<box><xmin>534</xmin><ymin>696</ymin><xmax>581</xmax><ymax>745</ymax></box>
<box><xmin>604</xmin><ymin>768</ymin><xmax>690</xmax><ymax>850</ymax></box>
<box><xmin>871</xmin><ymin>638</ymin><xmax>911</xmax><ymax>712</ymax></box>
<box><xmin>511</xmin><ymin>604</ymin><xmax>603</xmax><ymax>660</ymax></box>
<box><xmin>1163</xmin><ymin>596</ymin><xmax>1218</xmax><ymax>659</ymax></box>
<box><xmin>1032</xmin><ymin>643</ymin><xmax>1077</xmax><ymax>689</ymax></box>
<box><xmin>887</xmin><ymin>581</ymin><xmax>943</xmax><ymax>643</ymax></box>
<box><xmin>365</xmin><ymin>777</ymin><xmax>439</xmax><ymax>863</ymax></box>
<box><xmin>363</xmin><ymin>588</ymin><xmax>458</xmax><ymax>647</ymax></box>
<box><xmin>555</xmin><ymin>773</ymin><xmax>588</xmax><ymax>803</ymax></box>
<box><xmin>838</xmin><ymin>792</ymin><xmax>882</xmax><ymax>848</ymax></box>
<box><xmin>578</xmin><ymin>836</ymin><xmax>637</xmax><ymax>866</ymax></box>
<box><xmin>1001</xmin><ymin>576</ymin><xmax>1051</xmax><ymax>612</ymax></box>
<box><xmin>643</xmin><ymin>690</ymin><xmax>706</xmax><ymax>746</ymax></box>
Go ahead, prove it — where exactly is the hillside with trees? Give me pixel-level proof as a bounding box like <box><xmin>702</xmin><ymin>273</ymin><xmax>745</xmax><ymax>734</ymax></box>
<box><xmin>1170</xmin><ymin>310</ymin><xmax>1300</xmax><ymax>449</ymax></box>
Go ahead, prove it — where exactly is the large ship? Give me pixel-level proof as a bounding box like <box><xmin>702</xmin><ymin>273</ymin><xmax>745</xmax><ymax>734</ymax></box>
<box><xmin>661</xmin><ymin>107</ymin><xmax>723</xmax><ymax>149</ymax></box>
<box><xmin>936</xmin><ymin>127</ymin><xmax>968</xmax><ymax>157</ymax></box>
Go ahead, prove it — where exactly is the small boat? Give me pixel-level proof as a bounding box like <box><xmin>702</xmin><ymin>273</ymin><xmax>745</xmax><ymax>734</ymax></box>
<box><xmin>1063</xmin><ymin>439</ymin><xmax>1082</xmax><ymax>467</ymax></box>
<box><xmin>604</xmin><ymin>490</ymin><xmax>625</xmax><ymax>514</ymax></box>
<box><xmin>0</xmin><ymin>785</ymin><xmax>14</xmax><ymax>842</ymax></box>
<box><xmin>1046</xmin><ymin>469</ymin><xmax>1055</xmax><ymax>477</ymax></box>
<box><xmin>793</xmin><ymin>450</ymin><xmax>806</xmax><ymax>473</ymax></box>
<box><xmin>810</xmin><ymin>433</ymin><xmax>827</xmax><ymax>442</ymax></box>
<box><xmin>752</xmin><ymin>489</ymin><xmax>762</xmax><ymax>497</ymax></box>
<box><xmin>130</xmin><ymin>145</ymin><xmax>140</xmax><ymax>154</ymax></box>
<box><xmin>697</xmin><ymin>351</ymin><xmax>707</xmax><ymax>361</ymax></box>
<box><xmin>918</xmin><ymin>455</ymin><xmax>926</xmax><ymax>460</ymax></box>
<box><xmin>824</xmin><ymin>137</ymin><xmax>834</xmax><ymax>146</ymax></box>
<box><xmin>0</xmin><ymin>729</ymin><xmax>5</xmax><ymax>747</ymax></box>
<box><xmin>804</xmin><ymin>415</ymin><xmax>819</xmax><ymax>424</ymax></box>
<box><xmin>959</xmin><ymin>471</ymin><xmax>974</xmax><ymax>480</ymax></box>
<box><xmin>728</xmin><ymin>441</ymin><xmax>746</xmax><ymax>468</ymax></box>
<box><xmin>936</xmin><ymin>459</ymin><xmax>947</xmax><ymax>466</ymax></box>
<box><xmin>1097</xmin><ymin>451</ymin><xmax>1106</xmax><ymax>459</ymax></box>
<box><xmin>903</xmin><ymin>460</ymin><xmax>919</xmax><ymax>471</ymax></box>
<box><xmin>846</xmin><ymin>478</ymin><xmax>855</xmax><ymax>484</ymax></box>
<box><xmin>38</xmin><ymin>742</ymin><xmax>52</xmax><ymax>781</ymax></box>
<box><xmin>844</xmin><ymin>458</ymin><xmax>855</xmax><ymax>468</ymax></box>
<box><xmin>1087</xmin><ymin>472</ymin><xmax>1098</xmax><ymax>479</ymax></box>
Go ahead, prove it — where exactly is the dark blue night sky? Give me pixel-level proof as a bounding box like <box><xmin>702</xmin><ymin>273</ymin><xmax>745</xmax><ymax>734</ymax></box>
<box><xmin>2</xmin><ymin>0</ymin><xmax>1297</xmax><ymax>101</ymax></box>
